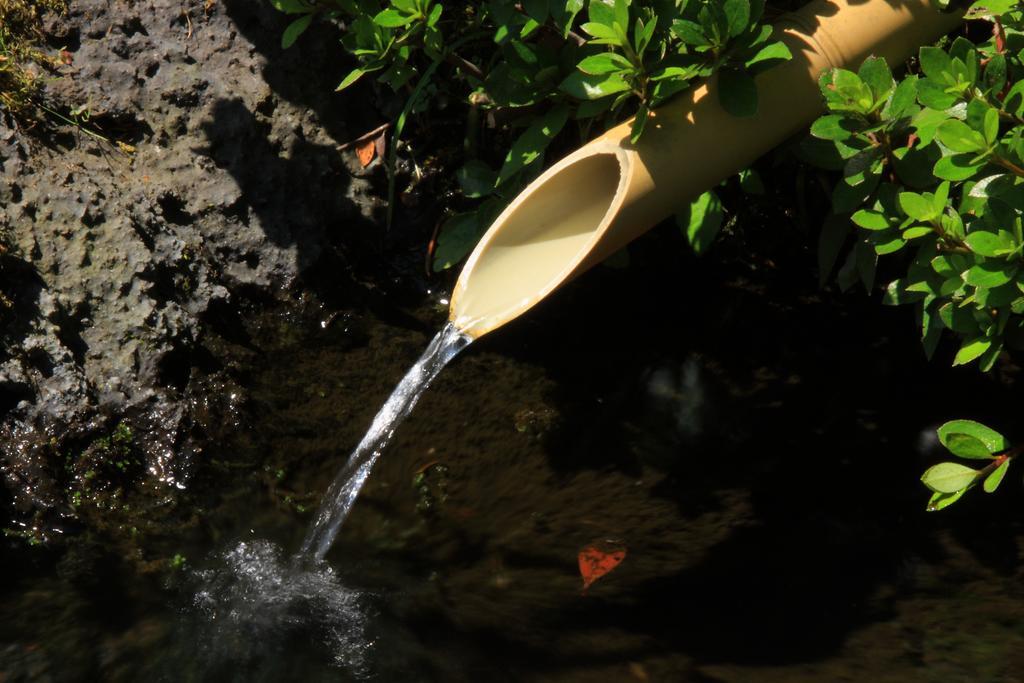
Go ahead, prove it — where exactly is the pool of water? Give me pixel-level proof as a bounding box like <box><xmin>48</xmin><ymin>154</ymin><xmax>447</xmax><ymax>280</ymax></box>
<box><xmin>3</xmin><ymin>227</ymin><xmax>1024</xmax><ymax>682</ymax></box>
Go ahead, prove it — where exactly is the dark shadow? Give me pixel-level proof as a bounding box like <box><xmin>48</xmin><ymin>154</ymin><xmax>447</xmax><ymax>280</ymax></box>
<box><xmin>464</xmin><ymin>163</ymin><xmax>1022</xmax><ymax>668</ymax></box>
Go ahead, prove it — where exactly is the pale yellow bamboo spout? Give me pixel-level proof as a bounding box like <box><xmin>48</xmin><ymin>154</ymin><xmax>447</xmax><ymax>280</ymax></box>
<box><xmin>450</xmin><ymin>0</ymin><xmax>964</xmax><ymax>339</ymax></box>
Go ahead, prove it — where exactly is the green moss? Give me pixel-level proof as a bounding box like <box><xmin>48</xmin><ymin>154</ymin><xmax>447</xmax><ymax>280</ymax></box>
<box><xmin>0</xmin><ymin>0</ymin><xmax>65</xmax><ymax>120</ymax></box>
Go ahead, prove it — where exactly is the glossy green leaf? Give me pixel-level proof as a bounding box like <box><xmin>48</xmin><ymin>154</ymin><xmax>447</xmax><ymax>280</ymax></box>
<box><xmin>938</xmin><ymin>419</ymin><xmax>1009</xmax><ymax>453</ymax></box>
<box><xmin>945</xmin><ymin>433</ymin><xmax>995</xmax><ymax>459</ymax></box>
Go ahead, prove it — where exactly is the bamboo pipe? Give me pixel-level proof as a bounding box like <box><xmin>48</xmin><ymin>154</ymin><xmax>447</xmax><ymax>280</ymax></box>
<box><xmin>448</xmin><ymin>0</ymin><xmax>964</xmax><ymax>339</ymax></box>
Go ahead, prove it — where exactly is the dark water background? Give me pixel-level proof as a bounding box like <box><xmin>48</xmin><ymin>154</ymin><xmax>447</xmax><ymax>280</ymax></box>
<box><xmin>3</xmin><ymin>222</ymin><xmax>1024</xmax><ymax>682</ymax></box>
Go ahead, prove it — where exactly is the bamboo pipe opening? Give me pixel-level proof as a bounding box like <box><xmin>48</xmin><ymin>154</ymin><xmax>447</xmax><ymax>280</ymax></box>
<box><xmin>450</xmin><ymin>145</ymin><xmax>631</xmax><ymax>338</ymax></box>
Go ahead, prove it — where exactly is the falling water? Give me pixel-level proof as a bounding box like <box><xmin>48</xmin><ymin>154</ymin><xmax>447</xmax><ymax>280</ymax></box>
<box><xmin>301</xmin><ymin>322</ymin><xmax>472</xmax><ymax>561</ymax></box>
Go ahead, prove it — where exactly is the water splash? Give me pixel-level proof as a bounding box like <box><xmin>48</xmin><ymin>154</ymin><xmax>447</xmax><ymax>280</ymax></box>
<box><xmin>191</xmin><ymin>540</ymin><xmax>372</xmax><ymax>678</ymax></box>
<box><xmin>301</xmin><ymin>322</ymin><xmax>472</xmax><ymax>561</ymax></box>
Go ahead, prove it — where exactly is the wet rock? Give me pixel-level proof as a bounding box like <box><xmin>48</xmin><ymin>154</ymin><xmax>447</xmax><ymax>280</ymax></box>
<box><xmin>0</xmin><ymin>0</ymin><xmax>378</xmax><ymax>532</ymax></box>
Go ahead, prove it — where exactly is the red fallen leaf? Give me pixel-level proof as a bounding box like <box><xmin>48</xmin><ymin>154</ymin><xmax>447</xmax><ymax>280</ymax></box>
<box><xmin>355</xmin><ymin>138</ymin><xmax>376</xmax><ymax>167</ymax></box>
<box><xmin>578</xmin><ymin>541</ymin><xmax>626</xmax><ymax>593</ymax></box>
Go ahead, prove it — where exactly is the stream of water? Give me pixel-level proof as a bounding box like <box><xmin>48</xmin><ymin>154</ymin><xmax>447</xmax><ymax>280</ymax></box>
<box><xmin>300</xmin><ymin>322</ymin><xmax>472</xmax><ymax>561</ymax></box>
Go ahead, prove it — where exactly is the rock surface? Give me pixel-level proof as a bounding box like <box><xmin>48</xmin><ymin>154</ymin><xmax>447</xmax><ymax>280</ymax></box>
<box><xmin>0</xmin><ymin>0</ymin><xmax>384</xmax><ymax>530</ymax></box>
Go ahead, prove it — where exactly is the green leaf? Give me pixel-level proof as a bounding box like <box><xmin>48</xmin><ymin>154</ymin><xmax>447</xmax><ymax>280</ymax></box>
<box><xmin>968</xmin><ymin>174</ymin><xmax>1010</xmax><ymax>199</ymax></box>
<box><xmin>580</xmin><ymin>21</ymin><xmax>621</xmax><ymax>43</ymax></box>
<box><xmin>927</xmin><ymin>488</ymin><xmax>966</xmax><ymax>511</ymax></box>
<box><xmin>917</xmin><ymin>78</ymin><xmax>959</xmax><ymax>109</ymax></box>
<box><xmin>921</xmin><ymin>462</ymin><xmax>979</xmax><ymax>493</ymax></box>
<box><xmin>587</xmin><ymin>0</ymin><xmax>616</xmax><ymax>26</ymax></box>
<box><xmin>937</xmin><ymin>119</ymin><xmax>988</xmax><ymax>153</ymax></box>
<box><xmin>883</xmin><ymin>278</ymin><xmax>927</xmax><ymax>305</ymax></box>
<box><xmin>983</xmin><ymin>459</ymin><xmax>1010</xmax><ymax>493</ymax></box>
<box><xmin>967</xmin><ymin>0</ymin><xmax>1020</xmax><ymax>17</ymax></box>
<box><xmin>832</xmin><ymin>169</ymin><xmax>881</xmax><ymax>213</ymax></box>
<box><xmin>738</xmin><ymin>168</ymin><xmax>765</xmax><ymax>195</ymax></box>
<box><xmin>497</xmin><ymin>104</ymin><xmax>569</xmax><ymax>185</ymax></box>
<box><xmin>553</xmin><ymin>0</ymin><xmax>585</xmax><ymax>37</ymax></box>
<box><xmin>918</xmin><ymin>46</ymin><xmax>953</xmax><ymax>81</ymax></box>
<box><xmin>678</xmin><ymin>190</ymin><xmax>724</xmax><ymax>255</ymax></box>
<box><xmin>336</xmin><ymin>67</ymin><xmax>367</xmax><ymax>92</ymax></box>
<box><xmin>671</xmin><ymin>19</ymin><xmax>708</xmax><ymax>46</ymax></box>
<box><xmin>944</xmin><ymin>433</ymin><xmax>995</xmax><ymax>459</ymax></box>
<box><xmin>612</xmin><ymin>0</ymin><xmax>629</xmax><ymax>33</ymax></box>
<box><xmin>456</xmin><ymin>160</ymin><xmax>497</xmax><ymax>198</ymax></box>
<box><xmin>374</xmin><ymin>8</ymin><xmax>417</xmax><ymax>27</ymax></box>
<box><xmin>883</xmin><ymin>75</ymin><xmax>918</xmax><ymax>120</ymax></box>
<box><xmin>559</xmin><ymin>70</ymin><xmax>630</xmax><ymax>99</ymax></box>
<box><xmin>964</xmin><ymin>262</ymin><xmax>1016</xmax><ymax>288</ymax></box>
<box><xmin>281</xmin><ymin>14</ymin><xmax>313</xmax><ymax>49</ymax></box>
<box><xmin>851</xmin><ymin>209</ymin><xmax>891</xmax><ymax>231</ymax></box>
<box><xmin>432</xmin><ymin>213</ymin><xmax>482</xmax><ymax>271</ymax></box>
<box><xmin>872</xmin><ymin>235</ymin><xmax>906</xmax><ymax>255</ymax></box>
<box><xmin>938</xmin><ymin>419</ymin><xmax>1009</xmax><ymax>453</ymax></box>
<box><xmin>982</xmin><ymin>106</ymin><xmax>999</xmax><ymax>146</ymax></box>
<box><xmin>744</xmin><ymin>41</ymin><xmax>791</xmax><ymax>72</ymax></box>
<box><xmin>630</xmin><ymin>105</ymin><xmax>649</xmax><ymax>144</ymax></box>
<box><xmin>718</xmin><ymin>68</ymin><xmax>758</xmax><ymax>117</ymax></box>
<box><xmin>577</xmin><ymin>52</ymin><xmax>632</xmax><ymax>75</ymax></box>
<box><xmin>898</xmin><ymin>192</ymin><xmax>938</xmax><ymax>222</ymax></box>
<box><xmin>933</xmin><ymin>153</ymin><xmax>985</xmax><ymax>182</ymax></box>
<box><xmin>964</xmin><ymin>230</ymin><xmax>1015</xmax><ymax>257</ymax></box>
<box><xmin>903</xmin><ymin>226</ymin><xmax>933</xmax><ymax>239</ymax></box>
<box><xmin>858</xmin><ymin>56</ymin><xmax>894</xmax><ymax>103</ymax></box>
<box><xmin>723</xmin><ymin>0</ymin><xmax>751</xmax><ymax>38</ymax></box>
<box><xmin>912</xmin><ymin>107</ymin><xmax>950</xmax><ymax>146</ymax></box>
<box><xmin>426</xmin><ymin>3</ymin><xmax>442</xmax><ymax>27</ymax></box>
<box><xmin>953</xmin><ymin>336</ymin><xmax>992</xmax><ymax>365</ymax></box>
<box><xmin>810</xmin><ymin>114</ymin><xmax>860</xmax><ymax>141</ymax></box>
